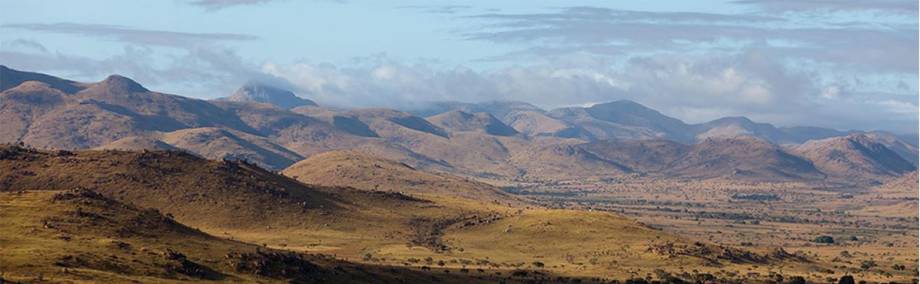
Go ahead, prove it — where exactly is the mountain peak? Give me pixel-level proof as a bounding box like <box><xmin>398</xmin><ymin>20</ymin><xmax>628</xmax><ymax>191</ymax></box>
<box><xmin>97</xmin><ymin>74</ymin><xmax>148</xmax><ymax>93</ymax></box>
<box><xmin>226</xmin><ymin>82</ymin><xmax>317</xmax><ymax>109</ymax></box>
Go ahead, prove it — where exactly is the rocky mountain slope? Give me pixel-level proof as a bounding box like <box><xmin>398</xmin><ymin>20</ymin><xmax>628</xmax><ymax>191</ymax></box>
<box><xmin>1</xmin><ymin>66</ymin><xmax>915</xmax><ymax>184</ymax></box>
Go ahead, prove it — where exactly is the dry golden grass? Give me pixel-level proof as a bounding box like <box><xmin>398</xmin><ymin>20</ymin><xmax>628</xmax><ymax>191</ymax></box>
<box><xmin>0</xmin><ymin>190</ymin><xmax>290</xmax><ymax>283</ymax></box>
<box><xmin>1</xmin><ymin>190</ymin><xmax>602</xmax><ymax>283</ymax></box>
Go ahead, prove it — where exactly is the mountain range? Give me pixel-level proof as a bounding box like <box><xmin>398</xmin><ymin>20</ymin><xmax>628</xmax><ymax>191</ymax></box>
<box><xmin>1</xmin><ymin>65</ymin><xmax>916</xmax><ymax>184</ymax></box>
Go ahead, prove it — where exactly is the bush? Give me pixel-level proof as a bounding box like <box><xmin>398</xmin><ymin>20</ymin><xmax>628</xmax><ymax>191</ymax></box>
<box><xmin>813</xmin><ymin>235</ymin><xmax>835</xmax><ymax>244</ymax></box>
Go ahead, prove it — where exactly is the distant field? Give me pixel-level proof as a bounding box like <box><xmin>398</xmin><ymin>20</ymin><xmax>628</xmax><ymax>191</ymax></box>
<box><xmin>503</xmin><ymin>178</ymin><xmax>919</xmax><ymax>282</ymax></box>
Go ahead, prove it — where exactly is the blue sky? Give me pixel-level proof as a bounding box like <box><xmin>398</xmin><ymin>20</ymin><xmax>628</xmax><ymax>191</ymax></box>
<box><xmin>0</xmin><ymin>0</ymin><xmax>917</xmax><ymax>132</ymax></box>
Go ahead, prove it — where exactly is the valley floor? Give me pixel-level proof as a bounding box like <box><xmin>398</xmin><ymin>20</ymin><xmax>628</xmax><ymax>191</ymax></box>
<box><xmin>505</xmin><ymin>178</ymin><xmax>919</xmax><ymax>283</ymax></box>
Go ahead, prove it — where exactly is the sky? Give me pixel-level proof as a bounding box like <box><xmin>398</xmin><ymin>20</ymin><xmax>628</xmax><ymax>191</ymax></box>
<box><xmin>0</xmin><ymin>0</ymin><xmax>917</xmax><ymax>133</ymax></box>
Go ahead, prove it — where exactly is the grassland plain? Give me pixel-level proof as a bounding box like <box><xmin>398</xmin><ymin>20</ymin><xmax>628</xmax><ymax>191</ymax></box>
<box><xmin>506</xmin><ymin>177</ymin><xmax>919</xmax><ymax>283</ymax></box>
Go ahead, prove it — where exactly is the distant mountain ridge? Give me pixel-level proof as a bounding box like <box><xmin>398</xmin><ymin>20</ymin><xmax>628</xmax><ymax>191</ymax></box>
<box><xmin>414</xmin><ymin>100</ymin><xmax>853</xmax><ymax>145</ymax></box>
<box><xmin>1</xmin><ymin>65</ymin><xmax>915</xmax><ymax>184</ymax></box>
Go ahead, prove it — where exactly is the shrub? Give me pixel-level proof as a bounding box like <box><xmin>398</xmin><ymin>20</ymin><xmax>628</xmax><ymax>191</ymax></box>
<box><xmin>813</xmin><ymin>235</ymin><xmax>835</xmax><ymax>244</ymax></box>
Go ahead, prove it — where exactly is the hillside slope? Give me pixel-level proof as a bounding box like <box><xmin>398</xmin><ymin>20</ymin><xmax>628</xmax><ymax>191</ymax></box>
<box><xmin>0</xmin><ymin>189</ymin><xmax>318</xmax><ymax>283</ymax></box>
<box><xmin>670</xmin><ymin>136</ymin><xmax>824</xmax><ymax>180</ymax></box>
<box><xmin>793</xmin><ymin>134</ymin><xmax>916</xmax><ymax>182</ymax></box>
<box><xmin>282</xmin><ymin>150</ymin><xmax>515</xmax><ymax>203</ymax></box>
<box><xmin>580</xmin><ymin>139</ymin><xmax>690</xmax><ymax>173</ymax></box>
<box><xmin>0</xmin><ymin>189</ymin><xmax>517</xmax><ymax>283</ymax></box>
<box><xmin>0</xmin><ymin>145</ymin><xmax>425</xmax><ymax>230</ymax></box>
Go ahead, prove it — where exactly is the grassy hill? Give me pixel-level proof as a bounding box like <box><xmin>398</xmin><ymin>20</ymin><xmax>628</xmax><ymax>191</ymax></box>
<box><xmin>4</xmin><ymin>189</ymin><xmax>596</xmax><ymax>283</ymax></box>
<box><xmin>282</xmin><ymin>150</ymin><xmax>517</xmax><ymax>203</ymax></box>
